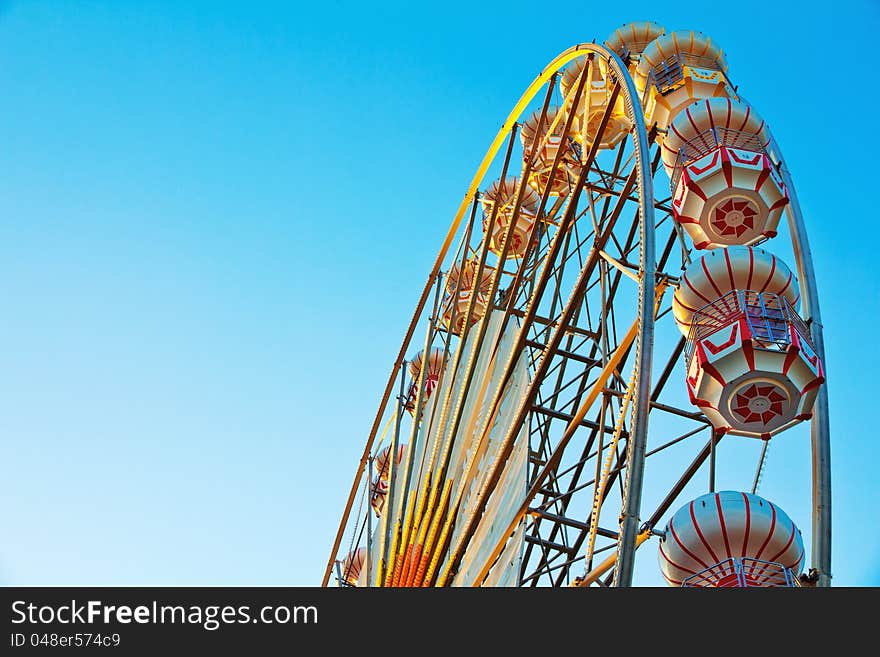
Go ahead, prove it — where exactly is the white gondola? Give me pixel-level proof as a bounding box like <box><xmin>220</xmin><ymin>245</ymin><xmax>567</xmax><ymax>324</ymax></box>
<box><xmin>634</xmin><ymin>30</ymin><xmax>736</xmax><ymax>137</ymax></box>
<box><xmin>520</xmin><ymin>107</ymin><xmax>582</xmax><ymax>197</ymax></box>
<box><xmin>664</xmin><ymin>98</ymin><xmax>788</xmax><ymax>249</ymax></box>
<box><xmin>560</xmin><ymin>57</ymin><xmax>632</xmax><ymax>151</ymax></box>
<box><xmin>658</xmin><ymin>491</ymin><xmax>804</xmax><ymax>587</ymax></box>
<box><xmin>604</xmin><ymin>21</ymin><xmax>666</xmax><ymax>70</ymax></box>
<box><xmin>340</xmin><ymin>547</ymin><xmax>366</xmax><ymax>586</ymax></box>
<box><xmin>674</xmin><ymin>247</ymin><xmax>823</xmax><ymax>438</ymax></box>
<box><xmin>442</xmin><ymin>261</ymin><xmax>493</xmax><ymax>335</ymax></box>
<box><xmin>480</xmin><ymin>177</ymin><xmax>539</xmax><ymax>258</ymax></box>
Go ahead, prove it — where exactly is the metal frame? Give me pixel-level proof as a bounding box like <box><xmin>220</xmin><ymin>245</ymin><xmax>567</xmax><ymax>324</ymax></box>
<box><xmin>321</xmin><ymin>40</ymin><xmax>831</xmax><ymax>589</ymax></box>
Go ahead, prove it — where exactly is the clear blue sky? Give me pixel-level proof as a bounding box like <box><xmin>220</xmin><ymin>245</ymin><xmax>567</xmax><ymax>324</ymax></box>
<box><xmin>0</xmin><ymin>0</ymin><xmax>877</xmax><ymax>586</ymax></box>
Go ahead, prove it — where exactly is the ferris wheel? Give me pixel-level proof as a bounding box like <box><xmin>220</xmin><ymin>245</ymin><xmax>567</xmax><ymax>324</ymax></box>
<box><xmin>322</xmin><ymin>21</ymin><xmax>831</xmax><ymax>588</ymax></box>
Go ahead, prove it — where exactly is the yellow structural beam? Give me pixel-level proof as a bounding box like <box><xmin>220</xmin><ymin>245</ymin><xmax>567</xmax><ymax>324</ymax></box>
<box><xmin>573</xmin><ymin>530</ymin><xmax>652</xmax><ymax>587</ymax></box>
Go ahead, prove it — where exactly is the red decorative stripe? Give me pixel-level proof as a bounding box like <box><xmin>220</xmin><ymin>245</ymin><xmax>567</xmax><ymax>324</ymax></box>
<box><xmin>684</xmin><ymin>177</ymin><xmax>708</xmax><ymax>201</ymax></box>
<box><xmin>767</xmin><ymin>524</ymin><xmax>797</xmax><ymax>565</ymax></box>
<box><xmin>758</xmin><ymin>255</ymin><xmax>777</xmax><ymax>294</ymax></box>
<box><xmin>670</xmin><ymin>121</ymin><xmax>689</xmax><ymax>144</ymax></box>
<box><xmin>661</xmin><ymin>571</ymin><xmax>683</xmax><ymax>587</ymax></box>
<box><xmin>747</xmin><ymin>562</ymin><xmax>772</xmax><ymax>586</ymax></box>
<box><xmin>688</xmin><ymin>150</ymin><xmax>721</xmax><ymax>176</ymax></box>
<box><xmin>784</xmin><ymin>544</ymin><xmax>805</xmax><ymax>572</ymax></box>
<box><xmin>741</xmin><ymin>493</ymin><xmax>752</xmax><ymax>556</ymax></box>
<box><xmin>659</xmin><ymin>542</ymin><xmax>698</xmax><ymax>578</ymax></box>
<box><xmin>754</xmin><ymin>502</ymin><xmax>777</xmax><ymax>560</ymax></box>
<box><xmin>715</xmin><ymin>493</ymin><xmax>733</xmax><ymax>559</ymax></box>
<box><xmin>782</xmin><ymin>345</ymin><xmax>798</xmax><ymax>376</ymax></box>
<box><xmin>684</xmin><ymin>270</ymin><xmax>715</xmax><ymax>306</ymax></box>
<box><xmin>705</xmin><ymin>100</ymin><xmax>717</xmax><ymax>135</ymax></box>
<box><xmin>777</xmin><ymin>269</ymin><xmax>794</xmax><ymax>299</ymax></box>
<box><xmin>754</xmin><ymin>166</ymin><xmax>770</xmax><ymax>192</ymax></box>
<box><xmin>728</xmin><ymin>150</ymin><xmax>762</xmax><ymax>166</ymax></box>
<box><xmin>769</xmin><ymin>197</ymin><xmax>789</xmax><ymax>211</ymax></box>
<box><xmin>703</xmin><ymin>323</ymin><xmax>739</xmax><ymax>355</ymax></box>
<box><xmin>746</xmin><ymin>247</ymin><xmax>755</xmax><ymax>291</ymax></box>
<box><xmin>701</xmin><ymin>258</ymin><xmax>724</xmax><ymax>299</ymax></box>
<box><xmin>685</xmin><ymin>104</ymin><xmax>702</xmax><ymax>136</ymax></box>
<box><xmin>724</xmin><ymin>248</ymin><xmax>737</xmax><ymax>292</ymax></box>
<box><xmin>670</xmin><ymin>519</ymin><xmax>711</xmax><ymax>570</ymax></box>
<box><xmin>675</xmin><ymin>213</ymin><xmax>700</xmax><ymax>225</ymax></box>
<box><xmin>675</xmin><ymin>297</ymin><xmax>701</xmax><ymax>313</ymax></box>
<box><xmin>700</xmin><ymin>359</ymin><xmax>727</xmax><ymax>386</ymax></box>
<box><xmin>749</xmin><ymin>524</ymin><xmax>798</xmax><ymax>585</ymax></box>
<box><xmin>742</xmin><ymin>326</ymin><xmax>755</xmax><ymax>369</ymax></box>
<box><xmin>721</xmin><ymin>148</ymin><xmax>733</xmax><ymax>188</ymax></box>
<box><xmin>738</xmin><ymin>103</ymin><xmax>749</xmax><ymax>132</ymax></box>
<box><xmin>801</xmin><ymin>377</ymin><xmax>824</xmax><ymax>394</ymax></box>
<box><xmin>689</xmin><ymin>501</ymin><xmax>720</xmax><ymax>565</ymax></box>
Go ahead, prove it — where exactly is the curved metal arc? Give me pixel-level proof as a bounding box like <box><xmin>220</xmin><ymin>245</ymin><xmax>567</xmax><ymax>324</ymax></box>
<box><xmin>769</xmin><ymin>135</ymin><xmax>832</xmax><ymax>587</ymax></box>
<box><xmin>596</xmin><ymin>44</ymin><xmax>656</xmax><ymax>588</ymax></box>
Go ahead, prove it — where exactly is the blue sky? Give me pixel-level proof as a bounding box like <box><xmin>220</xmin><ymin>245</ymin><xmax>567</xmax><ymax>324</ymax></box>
<box><xmin>0</xmin><ymin>1</ymin><xmax>877</xmax><ymax>586</ymax></box>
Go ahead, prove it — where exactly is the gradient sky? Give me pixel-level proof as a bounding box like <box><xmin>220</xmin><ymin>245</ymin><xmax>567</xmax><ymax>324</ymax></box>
<box><xmin>0</xmin><ymin>1</ymin><xmax>877</xmax><ymax>586</ymax></box>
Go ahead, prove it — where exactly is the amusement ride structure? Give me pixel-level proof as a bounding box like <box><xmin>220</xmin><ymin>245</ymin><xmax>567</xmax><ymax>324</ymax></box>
<box><xmin>322</xmin><ymin>22</ymin><xmax>830</xmax><ymax>588</ymax></box>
